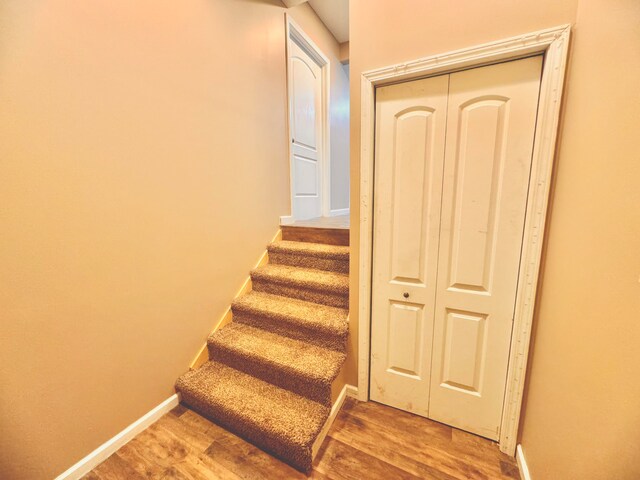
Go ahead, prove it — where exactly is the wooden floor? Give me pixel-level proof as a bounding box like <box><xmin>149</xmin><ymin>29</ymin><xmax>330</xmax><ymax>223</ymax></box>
<box><xmin>288</xmin><ymin>215</ymin><xmax>350</xmax><ymax>230</ymax></box>
<box><xmin>84</xmin><ymin>397</ymin><xmax>519</xmax><ymax>480</ymax></box>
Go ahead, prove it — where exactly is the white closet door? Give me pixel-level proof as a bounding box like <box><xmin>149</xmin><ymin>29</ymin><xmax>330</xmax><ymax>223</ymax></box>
<box><xmin>289</xmin><ymin>40</ymin><xmax>323</xmax><ymax>220</ymax></box>
<box><xmin>369</xmin><ymin>75</ymin><xmax>449</xmax><ymax>417</ymax></box>
<box><xmin>428</xmin><ymin>56</ymin><xmax>543</xmax><ymax>439</ymax></box>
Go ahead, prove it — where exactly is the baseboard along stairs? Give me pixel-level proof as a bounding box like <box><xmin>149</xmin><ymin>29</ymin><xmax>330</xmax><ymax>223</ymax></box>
<box><xmin>175</xmin><ymin>227</ymin><xmax>349</xmax><ymax>472</ymax></box>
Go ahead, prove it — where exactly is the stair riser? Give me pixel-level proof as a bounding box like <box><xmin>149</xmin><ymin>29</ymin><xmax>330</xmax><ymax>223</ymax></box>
<box><xmin>208</xmin><ymin>343</ymin><xmax>332</xmax><ymax>406</ymax></box>
<box><xmin>232</xmin><ymin>310</ymin><xmax>347</xmax><ymax>352</ymax></box>
<box><xmin>268</xmin><ymin>252</ymin><xmax>349</xmax><ymax>274</ymax></box>
<box><xmin>252</xmin><ymin>280</ymin><xmax>349</xmax><ymax>309</ymax></box>
<box><xmin>281</xmin><ymin>226</ymin><xmax>349</xmax><ymax>246</ymax></box>
<box><xmin>177</xmin><ymin>391</ymin><xmax>315</xmax><ymax>472</ymax></box>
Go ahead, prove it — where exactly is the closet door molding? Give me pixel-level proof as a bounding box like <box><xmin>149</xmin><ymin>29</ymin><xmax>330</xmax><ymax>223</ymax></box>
<box><xmin>357</xmin><ymin>24</ymin><xmax>571</xmax><ymax>456</ymax></box>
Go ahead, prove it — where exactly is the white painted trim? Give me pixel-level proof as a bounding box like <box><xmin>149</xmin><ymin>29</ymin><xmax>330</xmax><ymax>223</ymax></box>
<box><xmin>54</xmin><ymin>394</ymin><xmax>180</xmax><ymax>480</ymax></box>
<box><xmin>190</xmin><ymin>229</ymin><xmax>282</xmax><ymax>370</ymax></box>
<box><xmin>311</xmin><ymin>383</ymin><xmax>349</xmax><ymax>458</ymax></box>
<box><xmin>285</xmin><ymin>14</ymin><xmax>332</xmax><ymax>220</ymax></box>
<box><xmin>279</xmin><ymin>215</ymin><xmax>295</xmax><ymax>226</ymax></box>
<box><xmin>345</xmin><ymin>384</ymin><xmax>359</xmax><ymax>398</ymax></box>
<box><xmin>498</xmin><ymin>26</ymin><xmax>571</xmax><ymax>456</ymax></box>
<box><xmin>516</xmin><ymin>444</ymin><xmax>532</xmax><ymax>480</ymax></box>
<box><xmin>329</xmin><ymin>207</ymin><xmax>350</xmax><ymax>217</ymax></box>
<box><xmin>357</xmin><ymin>25</ymin><xmax>571</xmax><ymax>453</ymax></box>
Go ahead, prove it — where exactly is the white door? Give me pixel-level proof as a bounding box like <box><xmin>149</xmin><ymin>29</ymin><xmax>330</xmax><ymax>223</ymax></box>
<box><xmin>288</xmin><ymin>39</ymin><xmax>323</xmax><ymax>220</ymax></box>
<box><xmin>429</xmin><ymin>56</ymin><xmax>543</xmax><ymax>440</ymax></box>
<box><xmin>369</xmin><ymin>75</ymin><xmax>449</xmax><ymax>416</ymax></box>
<box><xmin>370</xmin><ymin>56</ymin><xmax>543</xmax><ymax>439</ymax></box>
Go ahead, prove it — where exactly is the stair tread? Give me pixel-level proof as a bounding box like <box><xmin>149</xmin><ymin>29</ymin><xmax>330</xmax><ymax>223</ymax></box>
<box><xmin>175</xmin><ymin>360</ymin><xmax>328</xmax><ymax>462</ymax></box>
<box><xmin>232</xmin><ymin>291</ymin><xmax>348</xmax><ymax>336</ymax></box>
<box><xmin>208</xmin><ymin>322</ymin><xmax>345</xmax><ymax>384</ymax></box>
<box><xmin>251</xmin><ymin>264</ymin><xmax>349</xmax><ymax>295</ymax></box>
<box><xmin>268</xmin><ymin>240</ymin><xmax>349</xmax><ymax>259</ymax></box>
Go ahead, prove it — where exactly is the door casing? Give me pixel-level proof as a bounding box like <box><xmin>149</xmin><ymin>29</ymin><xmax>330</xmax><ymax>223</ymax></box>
<box><xmin>284</xmin><ymin>14</ymin><xmax>331</xmax><ymax>222</ymax></box>
<box><xmin>357</xmin><ymin>25</ymin><xmax>571</xmax><ymax>456</ymax></box>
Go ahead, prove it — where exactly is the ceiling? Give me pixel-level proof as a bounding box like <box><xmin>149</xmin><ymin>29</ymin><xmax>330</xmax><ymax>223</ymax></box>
<box><xmin>308</xmin><ymin>0</ymin><xmax>349</xmax><ymax>43</ymax></box>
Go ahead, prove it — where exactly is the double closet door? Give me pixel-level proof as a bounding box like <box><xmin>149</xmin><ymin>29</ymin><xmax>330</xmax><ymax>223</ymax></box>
<box><xmin>370</xmin><ymin>56</ymin><xmax>543</xmax><ymax>440</ymax></box>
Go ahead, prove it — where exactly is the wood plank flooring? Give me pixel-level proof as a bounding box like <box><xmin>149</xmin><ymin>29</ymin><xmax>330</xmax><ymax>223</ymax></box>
<box><xmin>84</xmin><ymin>397</ymin><xmax>519</xmax><ymax>480</ymax></box>
<box><xmin>288</xmin><ymin>215</ymin><xmax>350</xmax><ymax>230</ymax></box>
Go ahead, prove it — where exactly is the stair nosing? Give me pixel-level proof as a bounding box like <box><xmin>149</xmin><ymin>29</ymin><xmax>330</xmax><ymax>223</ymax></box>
<box><xmin>231</xmin><ymin>292</ymin><xmax>349</xmax><ymax>335</ymax></box>
<box><xmin>250</xmin><ymin>264</ymin><xmax>348</xmax><ymax>295</ymax></box>
<box><xmin>207</xmin><ymin>323</ymin><xmax>345</xmax><ymax>384</ymax></box>
<box><xmin>267</xmin><ymin>241</ymin><xmax>350</xmax><ymax>260</ymax></box>
<box><xmin>176</xmin><ymin>360</ymin><xmax>329</xmax><ymax>443</ymax></box>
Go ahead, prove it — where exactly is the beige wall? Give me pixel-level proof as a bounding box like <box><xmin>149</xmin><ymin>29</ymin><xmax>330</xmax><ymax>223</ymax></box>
<box><xmin>518</xmin><ymin>0</ymin><xmax>640</xmax><ymax>478</ymax></box>
<box><xmin>0</xmin><ymin>1</ymin><xmax>347</xmax><ymax>478</ymax></box>
<box><xmin>349</xmin><ymin>0</ymin><xmax>639</xmax><ymax>478</ymax></box>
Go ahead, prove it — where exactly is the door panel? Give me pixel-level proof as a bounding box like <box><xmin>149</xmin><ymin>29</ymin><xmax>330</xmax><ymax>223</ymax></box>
<box><xmin>441</xmin><ymin>309</ymin><xmax>487</xmax><ymax>394</ymax></box>
<box><xmin>289</xmin><ymin>40</ymin><xmax>322</xmax><ymax>220</ymax></box>
<box><xmin>370</xmin><ymin>75</ymin><xmax>449</xmax><ymax>417</ymax></box>
<box><xmin>291</xmin><ymin>58</ymin><xmax>317</xmax><ymax>149</ymax></box>
<box><xmin>429</xmin><ymin>56</ymin><xmax>543</xmax><ymax>440</ymax></box>
<box><xmin>387</xmin><ymin>301</ymin><xmax>424</xmax><ymax>377</ymax></box>
<box><xmin>448</xmin><ymin>98</ymin><xmax>509</xmax><ymax>293</ymax></box>
<box><xmin>293</xmin><ymin>154</ymin><xmax>318</xmax><ymax>195</ymax></box>
<box><xmin>390</xmin><ymin>108</ymin><xmax>436</xmax><ymax>284</ymax></box>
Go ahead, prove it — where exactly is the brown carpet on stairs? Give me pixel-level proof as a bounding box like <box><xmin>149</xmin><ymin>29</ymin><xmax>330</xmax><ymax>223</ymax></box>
<box><xmin>175</xmin><ymin>238</ymin><xmax>349</xmax><ymax>472</ymax></box>
<box><xmin>208</xmin><ymin>322</ymin><xmax>345</xmax><ymax>406</ymax></box>
<box><xmin>232</xmin><ymin>291</ymin><xmax>348</xmax><ymax>351</ymax></box>
<box><xmin>251</xmin><ymin>263</ymin><xmax>349</xmax><ymax>308</ymax></box>
<box><xmin>267</xmin><ymin>240</ymin><xmax>349</xmax><ymax>273</ymax></box>
<box><xmin>175</xmin><ymin>361</ymin><xmax>328</xmax><ymax>471</ymax></box>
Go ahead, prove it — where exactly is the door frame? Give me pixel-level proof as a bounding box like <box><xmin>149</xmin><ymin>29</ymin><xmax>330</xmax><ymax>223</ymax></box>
<box><xmin>357</xmin><ymin>24</ymin><xmax>571</xmax><ymax>456</ymax></box>
<box><xmin>283</xmin><ymin>14</ymin><xmax>331</xmax><ymax>223</ymax></box>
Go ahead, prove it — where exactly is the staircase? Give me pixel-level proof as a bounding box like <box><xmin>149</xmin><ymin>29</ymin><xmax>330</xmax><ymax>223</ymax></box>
<box><xmin>175</xmin><ymin>229</ymin><xmax>349</xmax><ymax>472</ymax></box>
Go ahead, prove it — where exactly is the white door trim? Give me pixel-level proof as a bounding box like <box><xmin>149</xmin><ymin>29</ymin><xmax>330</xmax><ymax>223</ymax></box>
<box><xmin>285</xmin><ymin>14</ymin><xmax>331</xmax><ymax>219</ymax></box>
<box><xmin>357</xmin><ymin>24</ymin><xmax>571</xmax><ymax>456</ymax></box>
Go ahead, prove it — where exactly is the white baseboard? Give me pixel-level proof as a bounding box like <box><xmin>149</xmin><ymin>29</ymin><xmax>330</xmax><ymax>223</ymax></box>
<box><xmin>329</xmin><ymin>208</ymin><xmax>349</xmax><ymax>217</ymax></box>
<box><xmin>56</xmin><ymin>384</ymin><xmax>356</xmax><ymax>478</ymax></box>
<box><xmin>311</xmin><ymin>383</ymin><xmax>354</xmax><ymax>458</ymax></box>
<box><xmin>279</xmin><ymin>215</ymin><xmax>294</xmax><ymax>225</ymax></box>
<box><xmin>54</xmin><ymin>394</ymin><xmax>180</xmax><ymax>480</ymax></box>
<box><xmin>345</xmin><ymin>384</ymin><xmax>358</xmax><ymax>398</ymax></box>
<box><xmin>516</xmin><ymin>444</ymin><xmax>532</xmax><ymax>480</ymax></box>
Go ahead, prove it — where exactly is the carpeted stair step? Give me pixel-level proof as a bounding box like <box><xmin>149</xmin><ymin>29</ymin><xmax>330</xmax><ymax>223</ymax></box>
<box><xmin>250</xmin><ymin>263</ymin><xmax>349</xmax><ymax>308</ymax></box>
<box><xmin>207</xmin><ymin>322</ymin><xmax>345</xmax><ymax>406</ymax></box>
<box><xmin>175</xmin><ymin>360</ymin><xmax>328</xmax><ymax>472</ymax></box>
<box><xmin>267</xmin><ymin>240</ymin><xmax>349</xmax><ymax>274</ymax></box>
<box><xmin>231</xmin><ymin>291</ymin><xmax>349</xmax><ymax>352</ymax></box>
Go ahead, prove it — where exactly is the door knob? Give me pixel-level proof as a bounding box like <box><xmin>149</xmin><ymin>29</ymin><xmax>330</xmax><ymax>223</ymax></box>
<box><xmin>403</xmin><ymin>292</ymin><xmax>410</xmax><ymax>299</ymax></box>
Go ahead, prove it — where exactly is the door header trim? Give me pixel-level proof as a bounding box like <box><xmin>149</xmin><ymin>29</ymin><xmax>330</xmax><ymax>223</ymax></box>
<box><xmin>287</xmin><ymin>15</ymin><xmax>329</xmax><ymax>67</ymax></box>
<box><xmin>357</xmin><ymin>24</ymin><xmax>571</xmax><ymax>456</ymax></box>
